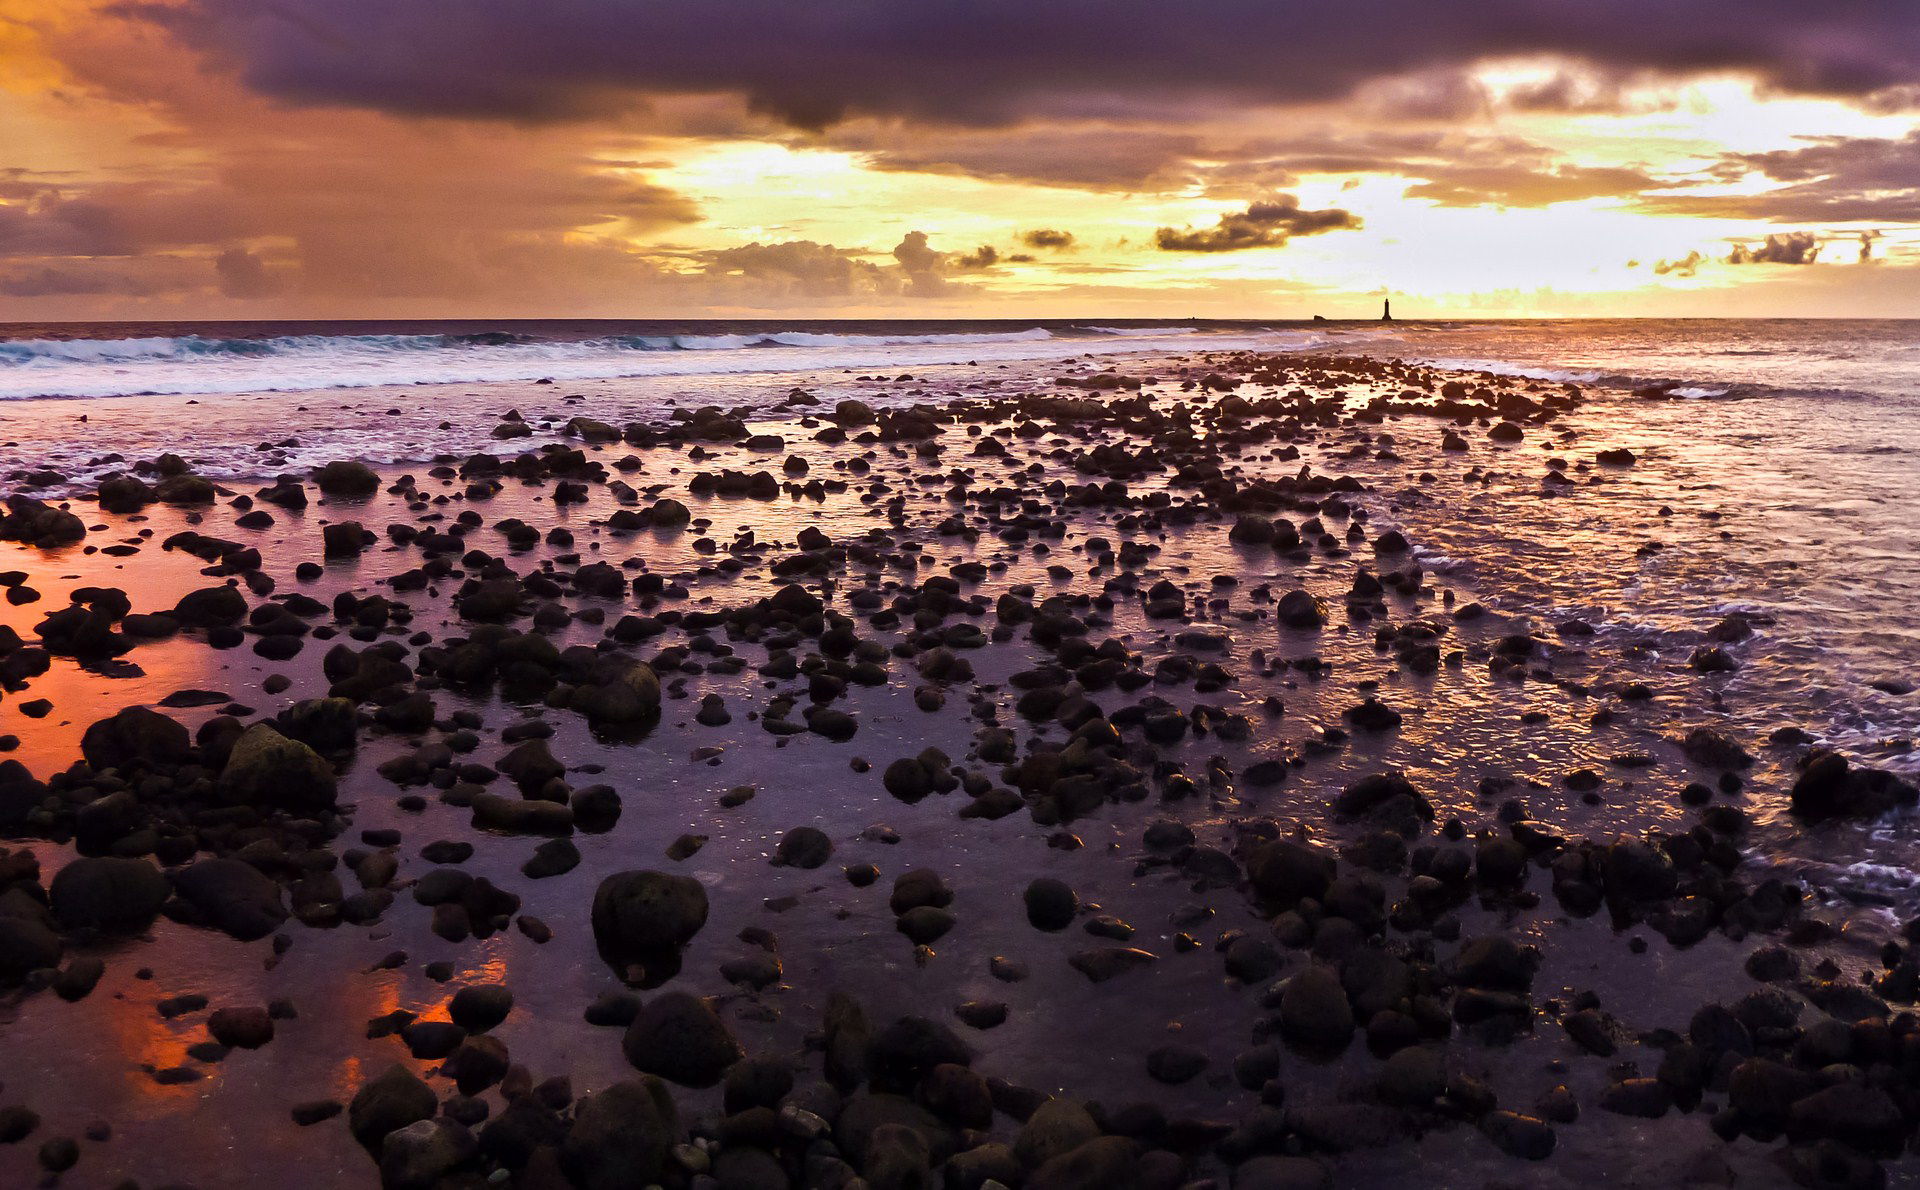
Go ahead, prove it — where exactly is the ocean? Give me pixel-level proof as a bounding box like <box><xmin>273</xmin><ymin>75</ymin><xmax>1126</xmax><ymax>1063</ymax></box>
<box><xmin>2</xmin><ymin>316</ymin><xmax>1914</xmax><ymax>404</ymax></box>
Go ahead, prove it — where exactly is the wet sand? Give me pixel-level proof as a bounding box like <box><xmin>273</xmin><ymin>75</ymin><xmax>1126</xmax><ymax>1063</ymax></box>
<box><xmin>0</xmin><ymin>351</ymin><xmax>1915</xmax><ymax>1189</ymax></box>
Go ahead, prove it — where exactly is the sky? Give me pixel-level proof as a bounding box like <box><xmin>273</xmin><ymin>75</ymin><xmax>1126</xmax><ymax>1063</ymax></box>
<box><xmin>2</xmin><ymin>0</ymin><xmax>1919</xmax><ymax>321</ymax></box>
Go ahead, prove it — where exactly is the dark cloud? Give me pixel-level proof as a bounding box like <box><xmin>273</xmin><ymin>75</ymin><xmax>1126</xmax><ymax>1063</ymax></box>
<box><xmin>1019</xmin><ymin>229</ymin><xmax>1076</xmax><ymax>250</ymax></box>
<box><xmin>1504</xmin><ymin>69</ymin><xmax>1637</xmax><ymax>113</ymax></box>
<box><xmin>0</xmin><ymin>113</ymin><xmax>701</xmax><ymax>311</ymax></box>
<box><xmin>1358</xmin><ymin>69</ymin><xmax>1491</xmax><ymax>121</ymax></box>
<box><xmin>955</xmin><ymin>245</ymin><xmax>999</xmax><ymax>269</ymax></box>
<box><xmin>0</xmin><ymin>265</ymin><xmax>155</xmax><ymax>297</ymax></box>
<box><xmin>215</xmin><ymin>246</ymin><xmax>279</xmax><ymax>297</ymax></box>
<box><xmin>1726</xmin><ymin>231</ymin><xmax>1821</xmax><ymax>264</ymax></box>
<box><xmin>107</xmin><ymin>1</ymin><xmax>1920</xmax><ymax>128</ymax></box>
<box><xmin>891</xmin><ymin>231</ymin><xmax>960</xmax><ymax>296</ymax></box>
<box><xmin>1639</xmin><ymin>130</ymin><xmax>1920</xmax><ymax>223</ymax></box>
<box><xmin>1406</xmin><ymin>164</ymin><xmax>1663</xmax><ymax>207</ymax></box>
<box><xmin>844</xmin><ymin>126</ymin><xmax>1204</xmax><ymax>191</ymax></box>
<box><xmin>1155</xmin><ymin>197</ymin><xmax>1361</xmax><ymax>252</ymax></box>
<box><xmin>702</xmin><ymin>239</ymin><xmax>900</xmax><ymax>298</ymax></box>
<box><xmin>1653</xmin><ymin>250</ymin><xmax>1704</xmax><ymax>276</ymax></box>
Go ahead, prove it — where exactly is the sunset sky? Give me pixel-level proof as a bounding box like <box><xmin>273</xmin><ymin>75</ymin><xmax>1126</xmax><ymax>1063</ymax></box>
<box><xmin>3</xmin><ymin>0</ymin><xmax>1918</xmax><ymax>321</ymax></box>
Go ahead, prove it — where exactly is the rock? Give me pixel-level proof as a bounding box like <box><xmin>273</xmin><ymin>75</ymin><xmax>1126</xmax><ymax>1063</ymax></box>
<box><xmin>1786</xmin><ymin>1082</ymin><xmax>1905</xmax><ymax>1155</ymax></box>
<box><xmin>1146</xmin><ymin>1045</ymin><xmax>1207</xmax><ymax>1085</ymax></box>
<box><xmin>592</xmin><ymin>870</ymin><xmax>709</xmax><ymax>957</ymax></box>
<box><xmin>897</xmin><ymin>906</ymin><xmax>955</xmax><ymax>944</ymax></box>
<box><xmin>868</xmin><ymin>1016</ymin><xmax>970</xmax><ymax>1089</ymax></box>
<box><xmin>833</xmin><ymin>399</ymin><xmax>876</xmax><ymax>426</ymax></box>
<box><xmin>522</xmin><ymin>837</ymin><xmax>580</xmax><ymax>878</ymax></box>
<box><xmin>380</xmin><ymin>1118</ymin><xmax>477</xmax><ymax>1189</ymax></box>
<box><xmin>0</xmin><ymin>916</ymin><xmax>62</xmax><ymax>981</ymax></box>
<box><xmin>49</xmin><ymin>856</ymin><xmax>169</xmax><ymax>932</ymax></box>
<box><xmin>322</xmin><ymin>521</ymin><xmax>367</xmax><ymax>558</ymax></box>
<box><xmin>1247</xmin><ymin>839</ymin><xmax>1335</xmax><ymax>906</ymax></box>
<box><xmin>1334</xmin><ymin>771</ymin><xmax>1422</xmax><ymax>818</ymax></box>
<box><xmin>97</xmin><ymin>474</ymin><xmax>156</xmax><ymax>513</ymax></box>
<box><xmin>79</xmin><ymin>706</ymin><xmax>190</xmax><ymax>771</ymax></box>
<box><xmin>1276</xmin><ymin>590</ymin><xmax>1325</xmax><ymax>629</ymax></box>
<box><xmin>1598</xmin><ymin>1078</ymin><xmax>1670</xmax><ymax>1118</ymax></box>
<box><xmin>1680</xmin><ymin>728</ymin><xmax>1751</xmax><ymax>769</ymax></box>
<box><xmin>1029</xmin><ymin>1136</ymin><xmax>1141</xmax><ymax>1190</ymax></box>
<box><xmin>713</xmin><ymin>1146</ymin><xmax>787</xmax><ymax>1190</ymax></box>
<box><xmin>1790</xmin><ymin>750</ymin><xmax>1918</xmax><ymax>820</ymax></box>
<box><xmin>573</xmin><ymin>661</ymin><xmax>663</xmax><ymax>726</ymax></box>
<box><xmin>1024</xmin><ymin>878</ymin><xmax>1078</xmax><ymax>930</ymax></box>
<box><xmin>561</xmin><ymin>1078</ymin><xmax>680</xmax><ymax>1189</ymax></box>
<box><xmin>155</xmin><ymin>473</ymin><xmax>216</xmax><ymax>504</ymax></box>
<box><xmin>1068</xmin><ymin>947</ymin><xmax>1156</xmax><ymax>982</ymax></box>
<box><xmin>208</xmin><ymin>1006</ymin><xmax>274</xmax><ymax>1049</ymax></box>
<box><xmin>313</xmin><ymin>460</ymin><xmax>380</xmax><ymax>497</ymax></box>
<box><xmin>498</xmin><ymin>738</ymin><xmax>564</xmax><ymax>793</ymax></box>
<box><xmin>1602</xmin><ymin>838</ymin><xmax>1677</xmax><ymax>905</ymax></box>
<box><xmin>0</xmin><ymin>496</ymin><xmax>85</xmax><ymax>547</ymax></box>
<box><xmin>218</xmin><ymin>723</ymin><xmax>336</xmax><ymax>810</ymax></box>
<box><xmin>473</xmin><ymin>793</ymin><xmax>575</xmax><ymax>837</ymax></box>
<box><xmin>889</xmin><ymin>869</ymin><xmax>953</xmax><ymax>915</ymax></box>
<box><xmin>946</xmin><ymin>1142</ymin><xmax>1021</xmax><ymax>1190</ymax></box>
<box><xmin>1449</xmin><ymin>937</ymin><xmax>1540</xmax><ymax>991</ymax></box>
<box><xmin>290</xmin><ymin>1100</ymin><xmax>341</xmax><ymax>1126</ymax></box>
<box><xmin>171</xmin><ymin>857</ymin><xmax>288</xmax><ymax>941</ymax></box>
<box><xmin>348</xmin><ymin>1064</ymin><xmax>436</xmax><ymax>1150</ymax></box>
<box><xmin>919</xmin><ymin>1063</ymin><xmax>992</xmax><ymax>1127</ymax></box>
<box><xmin>1279</xmin><ymin>965</ymin><xmax>1354</xmax><ymax>1055</ymax></box>
<box><xmin>622</xmin><ymin>992</ymin><xmax>743</xmax><ymax>1087</ymax></box>
<box><xmin>1377</xmin><ymin>1045</ymin><xmax>1446</xmax><ymax>1105</ymax></box>
<box><xmin>1481</xmin><ymin>1111</ymin><xmax>1555</xmax><ymax>1160</ymax></box>
<box><xmin>1232</xmin><ymin>1156</ymin><xmax>1332</xmax><ymax>1190</ymax></box>
<box><xmin>449</xmin><ymin>985</ymin><xmax>514</xmax><ymax>1033</ymax></box>
<box><xmin>773</xmin><ymin>827</ymin><xmax>833</xmax><ymax>869</ymax></box>
<box><xmin>1015</xmin><ymin>1098</ymin><xmax>1100</xmax><ymax>1168</ymax></box>
<box><xmin>171</xmin><ymin>585</ymin><xmax>249</xmax><ymax>628</ymax></box>
<box><xmin>865</xmin><ymin>1122</ymin><xmax>930</xmax><ymax>1190</ymax></box>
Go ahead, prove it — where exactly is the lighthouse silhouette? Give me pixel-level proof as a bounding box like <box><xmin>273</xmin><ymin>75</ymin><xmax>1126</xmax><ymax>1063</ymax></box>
<box><xmin>1381</xmin><ymin>298</ymin><xmax>1393</xmax><ymax>321</ymax></box>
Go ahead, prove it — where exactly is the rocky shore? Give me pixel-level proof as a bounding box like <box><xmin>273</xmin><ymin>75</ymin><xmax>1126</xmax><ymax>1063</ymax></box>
<box><xmin>0</xmin><ymin>350</ymin><xmax>1915</xmax><ymax>1189</ymax></box>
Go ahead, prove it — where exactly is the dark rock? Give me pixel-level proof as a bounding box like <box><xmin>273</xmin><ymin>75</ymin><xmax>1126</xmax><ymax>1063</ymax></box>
<box><xmin>171</xmin><ymin>857</ymin><xmax>289</xmax><ymax>941</ymax></box>
<box><xmin>49</xmin><ymin>856</ymin><xmax>168</xmax><ymax>932</ymax></box>
<box><xmin>621</xmin><ymin>992</ymin><xmax>743</xmax><ymax>1087</ymax></box>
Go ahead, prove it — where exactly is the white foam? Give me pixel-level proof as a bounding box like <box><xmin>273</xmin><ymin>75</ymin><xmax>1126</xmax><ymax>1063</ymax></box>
<box><xmin>0</xmin><ymin>325</ymin><xmax>1312</xmax><ymax>400</ymax></box>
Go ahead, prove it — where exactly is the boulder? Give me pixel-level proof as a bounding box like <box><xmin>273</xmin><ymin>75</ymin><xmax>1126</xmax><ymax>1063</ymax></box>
<box><xmin>621</xmin><ymin>992</ymin><xmax>743</xmax><ymax>1087</ymax></box>
<box><xmin>348</xmin><ymin>1063</ymin><xmax>436</xmax><ymax>1150</ymax></box>
<box><xmin>49</xmin><ymin>856</ymin><xmax>169</xmax><ymax>932</ymax></box>
<box><xmin>1790</xmin><ymin>750</ymin><xmax>1918</xmax><ymax>821</ymax></box>
<box><xmin>96</xmin><ymin>474</ymin><xmax>156</xmax><ymax>513</ymax></box>
<box><xmin>171</xmin><ymin>585</ymin><xmax>248</xmax><ymax>628</ymax></box>
<box><xmin>313</xmin><ymin>460</ymin><xmax>380</xmax><ymax>497</ymax></box>
<box><xmin>572</xmin><ymin>661</ymin><xmax>662</xmax><ymax>726</ymax></box>
<box><xmin>0</xmin><ymin>916</ymin><xmax>61</xmax><ymax>981</ymax></box>
<box><xmin>80</xmin><ymin>706</ymin><xmax>191</xmax><ymax>771</ymax></box>
<box><xmin>218</xmin><ymin>723</ymin><xmax>337</xmax><ymax>811</ymax></box>
<box><xmin>379</xmin><ymin>1118</ymin><xmax>477</xmax><ymax>1190</ymax></box>
<box><xmin>1278</xmin><ymin>965</ymin><xmax>1354</xmax><ymax>1054</ymax></box>
<box><xmin>561</xmin><ymin>1078</ymin><xmax>680</xmax><ymax>1190</ymax></box>
<box><xmin>591</xmin><ymin>870</ymin><xmax>708</xmax><ymax>956</ymax></box>
<box><xmin>172</xmin><ymin>858</ymin><xmax>288</xmax><ymax>941</ymax></box>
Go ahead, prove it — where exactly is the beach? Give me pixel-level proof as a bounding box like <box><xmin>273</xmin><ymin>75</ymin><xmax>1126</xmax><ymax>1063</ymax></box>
<box><xmin>0</xmin><ymin>322</ymin><xmax>1918</xmax><ymax>1189</ymax></box>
